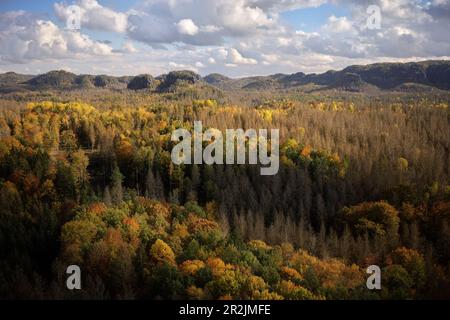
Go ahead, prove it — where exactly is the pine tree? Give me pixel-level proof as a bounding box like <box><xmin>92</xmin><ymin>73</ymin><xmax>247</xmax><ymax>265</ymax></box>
<box><xmin>110</xmin><ymin>165</ymin><xmax>124</xmax><ymax>204</ymax></box>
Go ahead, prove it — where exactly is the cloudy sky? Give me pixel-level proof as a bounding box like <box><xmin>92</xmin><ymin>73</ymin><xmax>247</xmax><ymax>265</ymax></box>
<box><xmin>1</xmin><ymin>0</ymin><xmax>450</xmax><ymax>77</ymax></box>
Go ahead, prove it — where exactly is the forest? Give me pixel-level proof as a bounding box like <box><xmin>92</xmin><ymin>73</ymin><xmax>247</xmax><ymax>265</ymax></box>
<box><xmin>0</xmin><ymin>83</ymin><xmax>449</xmax><ymax>300</ymax></box>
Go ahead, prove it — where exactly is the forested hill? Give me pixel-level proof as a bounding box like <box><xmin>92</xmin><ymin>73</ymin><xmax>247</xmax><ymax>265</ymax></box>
<box><xmin>205</xmin><ymin>60</ymin><xmax>450</xmax><ymax>92</ymax></box>
<box><xmin>1</xmin><ymin>60</ymin><xmax>450</xmax><ymax>93</ymax></box>
<box><xmin>0</xmin><ymin>70</ymin><xmax>212</xmax><ymax>94</ymax></box>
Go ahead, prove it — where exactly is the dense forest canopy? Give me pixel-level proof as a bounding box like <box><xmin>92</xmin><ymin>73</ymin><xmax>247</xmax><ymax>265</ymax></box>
<box><xmin>0</xmin><ymin>81</ymin><xmax>449</xmax><ymax>299</ymax></box>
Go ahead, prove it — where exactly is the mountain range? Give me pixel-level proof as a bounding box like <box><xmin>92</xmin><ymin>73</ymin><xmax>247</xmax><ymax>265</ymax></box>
<box><xmin>1</xmin><ymin>60</ymin><xmax>450</xmax><ymax>93</ymax></box>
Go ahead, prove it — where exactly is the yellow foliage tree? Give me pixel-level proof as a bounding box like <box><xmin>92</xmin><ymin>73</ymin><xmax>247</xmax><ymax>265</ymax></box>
<box><xmin>150</xmin><ymin>239</ymin><xmax>176</xmax><ymax>266</ymax></box>
<box><xmin>180</xmin><ymin>260</ymin><xmax>205</xmax><ymax>276</ymax></box>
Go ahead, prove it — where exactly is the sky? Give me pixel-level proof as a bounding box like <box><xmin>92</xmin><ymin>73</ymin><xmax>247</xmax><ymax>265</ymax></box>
<box><xmin>0</xmin><ymin>0</ymin><xmax>450</xmax><ymax>77</ymax></box>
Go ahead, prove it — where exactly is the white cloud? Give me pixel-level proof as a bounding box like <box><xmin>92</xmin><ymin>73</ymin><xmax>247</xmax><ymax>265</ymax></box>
<box><xmin>261</xmin><ymin>53</ymin><xmax>279</xmax><ymax>64</ymax></box>
<box><xmin>328</xmin><ymin>0</ymin><xmax>450</xmax><ymax>58</ymax></box>
<box><xmin>169</xmin><ymin>61</ymin><xmax>198</xmax><ymax>72</ymax></box>
<box><xmin>277</xmin><ymin>37</ymin><xmax>292</xmax><ymax>46</ymax></box>
<box><xmin>250</xmin><ymin>0</ymin><xmax>327</xmax><ymax>12</ymax></box>
<box><xmin>54</xmin><ymin>0</ymin><xmax>128</xmax><ymax>33</ymax></box>
<box><xmin>324</xmin><ymin>16</ymin><xmax>354</xmax><ymax>33</ymax></box>
<box><xmin>228</xmin><ymin>48</ymin><xmax>258</xmax><ymax>65</ymax></box>
<box><xmin>201</xmin><ymin>25</ymin><xmax>223</xmax><ymax>33</ymax></box>
<box><xmin>176</xmin><ymin>19</ymin><xmax>199</xmax><ymax>36</ymax></box>
<box><xmin>121</xmin><ymin>42</ymin><xmax>138</xmax><ymax>53</ymax></box>
<box><xmin>126</xmin><ymin>0</ymin><xmax>277</xmax><ymax>46</ymax></box>
<box><xmin>216</xmin><ymin>48</ymin><xmax>229</xmax><ymax>59</ymax></box>
<box><xmin>0</xmin><ymin>11</ymin><xmax>114</xmax><ymax>64</ymax></box>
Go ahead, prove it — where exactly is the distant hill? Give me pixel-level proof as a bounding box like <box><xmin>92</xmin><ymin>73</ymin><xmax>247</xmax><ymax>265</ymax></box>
<box><xmin>0</xmin><ymin>72</ymin><xmax>34</xmax><ymax>93</ymax></box>
<box><xmin>157</xmin><ymin>70</ymin><xmax>202</xmax><ymax>93</ymax></box>
<box><xmin>0</xmin><ymin>70</ymin><xmax>128</xmax><ymax>92</ymax></box>
<box><xmin>127</xmin><ymin>74</ymin><xmax>155</xmax><ymax>90</ymax></box>
<box><xmin>0</xmin><ymin>72</ymin><xmax>34</xmax><ymax>85</ymax></box>
<box><xmin>1</xmin><ymin>60</ymin><xmax>449</xmax><ymax>94</ymax></box>
<box><xmin>27</xmin><ymin>70</ymin><xmax>79</xmax><ymax>88</ymax></box>
<box><xmin>203</xmin><ymin>73</ymin><xmax>231</xmax><ymax>85</ymax></box>
<box><xmin>203</xmin><ymin>60</ymin><xmax>450</xmax><ymax>92</ymax></box>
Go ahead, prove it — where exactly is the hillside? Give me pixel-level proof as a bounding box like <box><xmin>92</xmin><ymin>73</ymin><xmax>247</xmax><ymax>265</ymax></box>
<box><xmin>0</xmin><ymin>69</ymin><xmax>219</xmax><ymax>96</ymax></box>
<box><xmin>1</xmin><ymin>60</ymin><xmax>450</xmax><ymax>94</ymax></box>
<box><xmin>204</xmin><ymin>60</ymin><xmax>450</xmax><ymax>92</ymax></box>
<box><xmin>0</xmin><ymin>72</ymin><xmax>34</xmax><ymax>93</ymax></box>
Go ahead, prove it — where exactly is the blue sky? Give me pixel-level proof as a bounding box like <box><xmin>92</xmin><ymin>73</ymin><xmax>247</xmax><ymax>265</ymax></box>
<box><xmin>281</xmin><ymin>3</ymin><xmax>350</xmax><ymax>32</ymax></box>
<box><xmin>0</xmin><ymin>0</ymin><xmax>449</xmax><ymax>77</ymax></box>
<box><xmin>0</xmin><ymin>0</ymin><xmax>133</xmax><ymax>12</ymax></box>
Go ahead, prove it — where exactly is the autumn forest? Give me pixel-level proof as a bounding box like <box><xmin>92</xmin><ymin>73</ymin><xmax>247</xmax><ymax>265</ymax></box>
<box><xmin>0</xmin><ymin>66</ymin><xmax>449</xmax><ymax>300</ymax></box>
